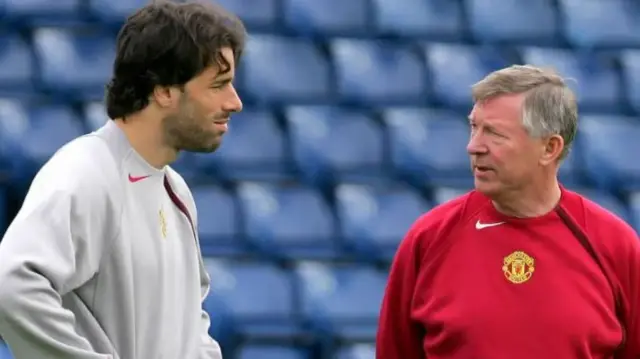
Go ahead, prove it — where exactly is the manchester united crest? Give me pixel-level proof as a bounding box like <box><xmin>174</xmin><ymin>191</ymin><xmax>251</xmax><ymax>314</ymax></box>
<box><xmin>502</xmin><ymin>251</ymin><xmax>535</xmax><ymax>284</ymax></box>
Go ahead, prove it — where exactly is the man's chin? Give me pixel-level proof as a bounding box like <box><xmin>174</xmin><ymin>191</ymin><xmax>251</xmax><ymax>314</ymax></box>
<box><xmin>473</xmin><ymin>179</ymin><xmax>502</xmax><ymax>198</ymax></box>
<box><xmin>182</xmin><ymin>139</ymin><xmax>222</xmax><ymax>154</ymax></box>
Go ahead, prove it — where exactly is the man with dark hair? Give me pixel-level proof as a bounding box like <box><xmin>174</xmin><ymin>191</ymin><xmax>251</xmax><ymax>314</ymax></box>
<box><xmin>0</xmin><ymin>1</ymin><xmax>245</xmax><ymax>358</ymax></box>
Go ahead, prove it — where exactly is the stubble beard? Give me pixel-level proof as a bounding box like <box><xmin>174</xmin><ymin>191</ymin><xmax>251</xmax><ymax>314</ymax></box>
<box><xmin>161</xmin><ymin>106</ymin><xmax>222</xmax><ymax>154</ymax></box>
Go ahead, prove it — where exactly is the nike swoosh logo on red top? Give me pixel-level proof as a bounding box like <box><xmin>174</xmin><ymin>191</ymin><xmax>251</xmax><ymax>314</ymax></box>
<box><xmin>128</xmin><ymin>174</ymin><xmax>151</xmax><ymax>183</ymax></box>
<box><xmin>475</xmin><ymin>220</ymin><xmax>505</xmax><ymax>230</ymax></box>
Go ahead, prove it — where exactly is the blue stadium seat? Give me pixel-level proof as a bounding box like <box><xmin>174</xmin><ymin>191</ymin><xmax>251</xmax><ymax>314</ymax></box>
<box><xmin>86</xmin><ymin>0</ymin><xmax>147</xmax><ymax>25</ymax></box>
<box><xmin>432</xmin><ymin>187</ymin><xmax>469</xmax><ymax>206</ymax></box>
<box><xmin>295</xmin><ymin>262</ymin><xmax>386</xmax><ymax>340</ymax></box>
<box><xmin>335</xmin><ymin>343</ymin><xmax>376</xmax><ymax>359</ymax></box>
<box><xmin>383</xmin><ymin>107</ymin><xmax>472</xmax><ymax>188</ymax></box>
<box><xmin>32</xmin><ymin>28</ymin><xmax>115</xmax><ymax>101</ymax></box>
<box><xmin>170</xmin><ymin>152</ymin><xmax>200</xmax><ymax>185</ymax></box>
<box><xmin>191</xmin><ymin>109</ymin><xmax>291</xmax><ymax>181</ymax></box>
<box><xmin>558</xmin><ymin>0</ymin><xmax>640</xmax><ymax>48</ymax></box>
<box><xmin>629</xmin><ymin>193</ymin><xmax>640</xmax><ymax>233</ymax></box>
<box><xmin>285</xmin><ymin>106</ymin><xmax>387</xmax><ymax>187</ymax></box>
<box><xmin>283</xmin><ymin>0</ymin><xmax>369</xmax><ymax>36</ymax></box>
<box><xmin>424</xmin><ymin>43</ymin><xmax>510</xmax><ymax>108</ymax></box>
<box><xmin>192</xmin><ymin>185</ymin><xmax>247</xmax><ymax>257</ymax></box>
<box><xmin>331</xmin><ymin>39</ymin><xmax>427</xmax><ymax>105</ymax></box>
<box><xmin>0</xmin><ymin>99</ymin><xmax>25</xmax><ymax>177</ymax></box>
<box><xmin>236</xmin><ymin>182</ymin><xmax>339</xmax><ymax>260</ymax></box>
<box><xmin>619</xmin><ymin>50</ymin><xmax>640</xmax><ymax>112</ymax></box>
<box><xmin>572</xmin><ymin>188</ymin><xmax>631</xmax><ymax>224</ymax></box>
<box><xmin>0</xmin><ymin>342</ymin><xmax>11</xmax><ymax>359</ymax></box>
<box><xmin>241</xmin><ymin>35</ymin><xmax>331</xmax><ymax>104</ymax></box>
<box><xmin>215</xmin><ymin>0</ymin><xmax>279</xmax><ymax>29</ymax></box>
<box><xmin>372</xmin><ymin>0</ymin><xmax>462</xmax><ymax>39</ymax></box>
<box><xmin>520</xmin><ymin>47</ymin><xmax>622</xmax><ymax>111</ymax></box>
<box><xmin>83</xmin><ymin>102</ymin><xmax>108</xmax><ymax>132</ymax></box>
<box><xmin>578</xmin><ymin>115</ymin><xmax>640</xmax><ymax>191</ymax></box>
<box><xmin>559</xmin><ymin>148</ymin><xmax>583</xmax><ymax>187</ymax></box>
<box><xmin>21</xmin><ymin>105</ymin><xmax>85</xmax><ymax>170</ymax></box>
<box><xmin>0</xmin><ymin>35</ymin><xmax>34</xmax><ymax>98</ymax></box>
<box><xmin>0</xmin><ymin>187</ymin><xmax>6</xmax><ymax>234</ymax></box>
<box><xmin>0</xmin><ymin>0</ymin><xmax>82</xmax><ymax>26</ymax></box>
<box><xmin>90</xmin><ymin>0</ymin><xmax>277</xmax><ymax>28</ymax></box>
<box><xmin>238</xmin><ymin>345</ymin><xmax>307</xmax><ymax>359</ymax></box>
<box><xmin>467</xmin><ymin>0</ymin><xmax>558</xmax><ymax>44</ymax></box>
<box><xmin>334</xmin><ymin>184</ymin><xmax>431</xmax><ymax>261</ymax></box>
<box><xmin>0</xmin><ymin>100</ymin><xmax>85</xmax><ymax>181</ymax></box>
<box><xmin>204</xmin><ymin>259</ymin><xmax>300</xmax><ymax>343</ymax></box>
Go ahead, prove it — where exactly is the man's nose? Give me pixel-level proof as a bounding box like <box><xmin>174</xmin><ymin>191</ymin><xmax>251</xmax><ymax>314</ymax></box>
<box><xmin>466</xmin><ymin>132</ymin><xmax>487</xmax><ymax>155</ymax></box>
<box><xmin>223</xmin><ymin>84</ymin><xmax>243</xmax><ymax>113</ymax></box>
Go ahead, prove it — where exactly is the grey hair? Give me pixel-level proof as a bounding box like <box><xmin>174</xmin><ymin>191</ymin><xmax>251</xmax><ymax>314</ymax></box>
<box><xmin>471</xmin><ymin>65</ymin><xmax>578</xmax><ymax>160</ymax></box>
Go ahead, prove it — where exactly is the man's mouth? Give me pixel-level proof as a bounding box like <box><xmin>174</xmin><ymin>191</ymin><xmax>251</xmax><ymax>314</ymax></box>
<box><xmin>474</xmin><ymin>165</ymin><xmax>493</xmax><ymax>173</ymax></box>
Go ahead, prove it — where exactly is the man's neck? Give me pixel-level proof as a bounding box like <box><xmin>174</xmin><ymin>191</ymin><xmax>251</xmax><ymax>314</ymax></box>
<box><xmin>492</xmin><ymin>178</ymin><xmax>562</xmax><ymax>218</ymax></box>
<box><xmin>114</xmin><ymin>117</ymin><xmax>176</xmax><ymax>169</ymax></box>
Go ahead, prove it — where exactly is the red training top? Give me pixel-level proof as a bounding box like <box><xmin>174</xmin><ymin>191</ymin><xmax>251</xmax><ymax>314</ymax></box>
<box><xmin>377</xmin><ymin>188</ymin><xmax>640</xmax><ymax>359</ymax></box>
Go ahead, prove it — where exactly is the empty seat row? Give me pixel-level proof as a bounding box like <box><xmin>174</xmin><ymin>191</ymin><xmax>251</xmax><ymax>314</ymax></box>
<box><xmin>3</xmin><ymin>32</ymin><xmax>640</xmax><ymax>112</ymax></box>
<box><xmin>243</xmin><ymin>36</ymin><xmax>634</xmax><ymax>112</ymax></box>
<box><xmin>196</xmin><ymin>182</ymin><xmax>638</xmax><ymax>260</ymax></box>
<box><xmin>194</xmin><ymin>182</ymin><xmax>431</xmax><ymax>260</ymax></box>
<box><xmin>0</xmin><ymin>31</ymin><xmax>114</xmax><ymax>101</ymax></box>
<box><xmin>0</xmin><ymin>0</ymin><xmax>152</xmax><ymax>27</ymax></box>
<box><xmin>3</xmin><ymin>0</ymin><xmax>640</xmax><ymax>48</ymax></box>
<box><xmin>204</xmin><ymin>259</ymin><xmax>385</xmax><ymax>344</ymax></box>
<box><xmin>1</xmin><ymin>99</ymin><xmax>640</xmax><ymax>193</ymax></box>
<box><xmin>0</xmin><ymin>99</ymin><xmax>88</xmax><ymax>181</ymax></box>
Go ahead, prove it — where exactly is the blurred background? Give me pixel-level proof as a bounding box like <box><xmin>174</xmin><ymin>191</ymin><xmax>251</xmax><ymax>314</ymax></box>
<box><xmin>1</xmin><ymin>0</ymin><xmax>640</xmax><ymax>358</ymax></box>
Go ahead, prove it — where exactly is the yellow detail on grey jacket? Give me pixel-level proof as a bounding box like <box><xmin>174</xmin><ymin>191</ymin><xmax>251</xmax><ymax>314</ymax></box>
<box><xmin>0</xmin><ymin>121</ymin><xmax>222</xmax><ymax>359</ymax></box>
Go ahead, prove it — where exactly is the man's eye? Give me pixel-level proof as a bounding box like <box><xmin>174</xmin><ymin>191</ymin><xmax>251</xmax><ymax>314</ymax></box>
<box><xmin>211</xmin><ymin>80</ymin><xmax>231</xmax><ymax>89</ymax></box>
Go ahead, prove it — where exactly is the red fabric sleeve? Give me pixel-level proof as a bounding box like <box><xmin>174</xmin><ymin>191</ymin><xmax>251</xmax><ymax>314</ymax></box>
<box><xmin>376</xmin><ymin>223</ymin><xmax>426</xmax><ymax>359</ymax></box>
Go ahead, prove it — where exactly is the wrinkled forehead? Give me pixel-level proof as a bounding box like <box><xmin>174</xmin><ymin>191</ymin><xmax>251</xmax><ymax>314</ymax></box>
<box><xmin>469</xmin><ymin>93</ymin><xmax>526</xmax><ymax>126</ymax></box>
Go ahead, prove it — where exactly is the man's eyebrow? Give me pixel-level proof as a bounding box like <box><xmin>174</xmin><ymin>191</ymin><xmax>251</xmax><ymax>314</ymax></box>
<box><xmin>211</xmin><ymin>76</ymin><xmax>233</xmax><ymax>83</ymax></box>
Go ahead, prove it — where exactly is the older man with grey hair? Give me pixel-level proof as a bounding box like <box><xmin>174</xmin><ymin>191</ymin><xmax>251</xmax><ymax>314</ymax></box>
<box><xmin>377</xmin><ymin>65</ymin><xmax>640</xmax><ymax>359</ymax></box>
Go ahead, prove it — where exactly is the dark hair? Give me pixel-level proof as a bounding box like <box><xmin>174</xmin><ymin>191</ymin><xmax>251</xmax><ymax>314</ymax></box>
<box><xmin>105</xmin><ymin>0</ymin><xmax>246</xmax><ymax>119</ymax></box>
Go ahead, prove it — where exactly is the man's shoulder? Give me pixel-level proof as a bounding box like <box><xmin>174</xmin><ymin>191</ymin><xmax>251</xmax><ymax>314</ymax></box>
<box><xmin>165</xmin><ymin>166</ymin><xmax>195</xmax><ymax>208</ymax></box>
<box><xmin>165</xmin><ymin>166</ymin><xmax>190</xmax><ymax>194</ymax></box>
<box><xmin>563</xmin><ymin>189</ymin><xmax>637</xmax><ymax>240</ymax></box>
<box><xmin>165</xmin><ymin>166</ymin><xmax>188</xmax><ymax>187</ymax></box>
<box><xmin>32</xmin><ymin>134</ymin><xmax>120</xmax><ymax>195</ymax></box>
<box><xmin>562</xmin><ymin>189</ymin><xmax>638</xmax><ymax>271</ymax></box>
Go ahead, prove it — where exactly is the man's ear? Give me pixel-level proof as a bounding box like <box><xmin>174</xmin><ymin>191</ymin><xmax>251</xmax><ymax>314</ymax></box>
<box><xmin>151</xmin><ymin>86</ymin><xmax>180</xmax><ymax>109</ymax></box>
<box><xmin>540</xmin><ymin>134</ymin><xmax>565</xmax><ymax>165</ymax></box>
